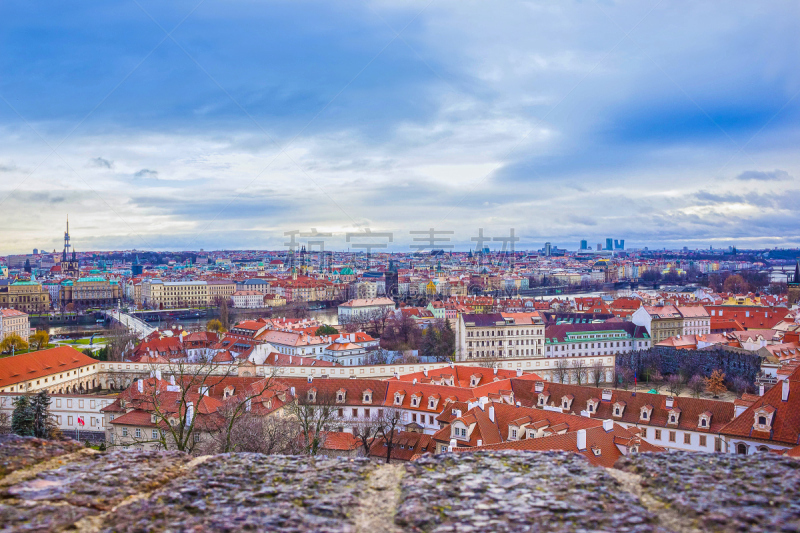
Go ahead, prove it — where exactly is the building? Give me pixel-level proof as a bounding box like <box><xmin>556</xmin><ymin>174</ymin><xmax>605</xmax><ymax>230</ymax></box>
<box><xmin>141</xmin><ymin>280</ymin><xmax>210</xmax><ymax>309</ymax></box>
<box><xmin>207</xmin><ymin>280</ymin><xmax>237</xmax><ymax>305</ymax></box>
<box><xmin>232</xmin><ymin>290</ymin><xmax>266</xmax><ymax>309</ymax></box>
<box><xmin>0</xmin><ymin>309</ymin><xmax>30</xmax><ymax>342</ymax></box>
<box><xmin>0</xmin><ymin>392</ymin><xmax>115</xmax><ymax>442</ymax></box>
<box><xmin>0</xmin><ymin>346</ymin><xmax>100</xmax><ymax>394</ymax></box>
<box><xmin>0</xmin><ymin>279</ymin><xmax>51</xmax><ymax>313</ymax></box>
<box><xmin>787</xmin><ymin>260</ymin><xmax>800</xmax><ymax>306</ymax></box>
<box><xmin>632</xmin><ymin>306</ymin><xmax>683</xmax><ymax>343</ymax></box>
<box><xmin>60</xmin><ymin>217</ymin><xmax>80</xmax><ymax>277</ymax></box>
<box><xmin>60</xmin><ymin>276</ymin><xmax>121</xmax><ymax>309</ymax></box>
<box><xmin>580</xmin><ymin>240</ymin><xmax>588</xmax><ymax>250</ymax></box>
<box><xmin>457</xmin><ymin>312</ymin><xmax>545</xmax><ymax>360</ymax></box>
<box><xmin>677</xmin><ymin>306</ymin><xmax>711</xmax><ymax>336</ymax></box>
<box><xmin>338</xmin><ymin>297</ymin><xmax>395</xmax><ymax>322</ymax></box>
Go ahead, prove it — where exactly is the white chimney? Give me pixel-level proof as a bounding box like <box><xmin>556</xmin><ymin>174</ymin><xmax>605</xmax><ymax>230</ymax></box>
<box><xmin>759</xmin><ymin>384</ymin><xmax>765</xmax><ymax>397</ymax></box>
<box><xmin>245</xmin><ymin>398</ymin><xmax>252</xmax><ymax>412</ymax></box>
<box><xmin>155</xmin><ymin>369</ymin><xmax>162</xmax><ymax>381</ymax></box>
<box><xmin>577</xmin><ymin>429</ymin><xmax>587</xmax><ymax>451</ymax></box>
<box><xmin>169</xmin><ymin>375</ymin><xmax>176</xmax><ymax>385</ymax></box>
<box><xmin>394</xmin><ymin>372</ymin><xmax>400</xmax><ymax>380</ymax></box>
<box><xmin>603</xmin><ymin>419</ymin><xmax>613</xmax><ymax>432</ymax></box>
<box><xmin>493</xmin><ymin>366</ymin><xmax>498</xmax><ymax>375</ymax></box>
<box><xmin>413</xmin><ymin>378</ymin><xmax>418</xmax><ymax>385</ymax></box>
<box><xmin>454</xmin><ymin>409</ymin><xmax>462</xmax><ymax>418</ymax></box>
<box><xmin>137</xmin><ymin>380</ymin><xmax>143</xmax><ymax>393</ymax></box>
<box><xmin>290</xmin><ymin>386</ymin><xmax>296</xmax><ymax>397</ymax></box>
<box><xmin>423</xmin><ymin>367</ymin><xmax>428</xmax><ymax>377</ymax></box>
<box><xmin>665</xmin><ymin>396</ymin><xmax>674</xmax><ymax>409</ymax></box>
<box><xmin>516</xmin><ymin>368</ymin><xmax>522</xmax><ymax>377</ymax></box>
<box><xmin>783</xmin><ymin>379</ymin><xmax>790</xmax><ymax>401</ymax></box>
<box><xmin>185</xmin><ymin>402</ymin><xmax>194</xmax><ymax>427</ymax></box>
<box><xmin>601</xmin><ymin>389</ymin><xmax>613</xmax><ymax>401</ymax></box>
<box><xmin>289</xmin><ymin>355</ymin><xmax>292</xmax><ymax>364</ymax></box>
<box><xmin>488</xmin><ymin>405</ymin><xmax>495</xmax><ymax>422</ymax></box>
<box><xmin>308</xmin><ymin>376</ymin><xmax>313</xmax><ymax>383</ymax></box>
<box><xmin>534</xmin><ymin>381</ymin><xmax>544</xmax><ymax>393</ymax></box>
<box><xmin>448</xmin><ymin>438</ymin><xmax>457</xmax><ymax>452</ymax></box>
<box><xmin>477</xmin><ymin>439</ymin><xmax>482</xmax><ymax>446</ymax></box>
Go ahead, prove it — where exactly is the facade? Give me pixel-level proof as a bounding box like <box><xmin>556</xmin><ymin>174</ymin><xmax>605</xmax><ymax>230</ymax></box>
<box><xmin>0</xmin><ymin>280</ymin><xmax>51</xmax><ymax>313</ymax></box>
<box><xmin>0</xmin><ymin>392</ymin><xmax>115</xmax><ymax>441</ymax></box>
<box><xmin>0</xmin><ymin>309</ymin><xmax>30</xmax><ymax>342</ymax></box>
<box><xmin>60</xmin><ymin>277</ymin><xmax>121</xmax><ymax>309</ymax></box>
<box><xmin>544</xmin><ymin>322</ymin><xmax>651</xmax><ymax>360</ymax></box>
<box><xmin>207</xmin><ymin>280</ymin><xmax>237</xmax><ymax>305</ymax></box>
<box><xmin>0</xmin><ymin>346</ymin><xmax>100</xmax><ymax>394</ymax></box>
<box><xmin>338</xmin><ymin>297</ymin><xmax>395</xmax><ymax>321</ymax></box>
<box><xmin>632</xmin><ymin>306</ymin><xmax>683</xmax><ymax>343</ymax></box>
<box><xmin>141</xmin><ymin>280</ymin><xmax>210</xmax><ymax>309</ymax></box>
<box><xmin>457</xmin><ymin>312</ymin><xmax>545</xmax><ymax>360</ymax></box>
<box><xmin>677</xmin><ymin>306</ymin><xmax>711</xmax><ymax>336</ymax></box>
<box><xmin>232</xmin><ymin>290</ymin><xmax>266</xmax><ymax>309</ymax></box>
<box><xmin>789</xmin><ymin>261</ymin><xmax>800</xmax><ymax>306</ymax></box>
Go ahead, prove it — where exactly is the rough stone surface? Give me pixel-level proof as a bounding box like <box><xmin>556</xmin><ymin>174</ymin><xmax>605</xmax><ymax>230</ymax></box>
<box><xmin>1</xmin><ymin>437</ymin><xmax>800</xmax><ymax>533</ymax></box>
<box><xmin>0</xmin><ymin>435</ymin><xmax>82</xmax><ymax>479</ymax></box>
<box><xmin>615</xmin><ymin>452</ymin><xmax>800</xmax><ymax>533</ymax></box>
<box><xmin>398</xmin><ymin>451</ymin><xmax>666</xmax><ymax>533</ymax></box>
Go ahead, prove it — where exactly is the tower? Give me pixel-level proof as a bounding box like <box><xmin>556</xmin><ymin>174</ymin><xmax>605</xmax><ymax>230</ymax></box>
<box><xmin>61</xmin><ymin>217</ymin><xmax>80</xmax><ymax>276</ymax></box>
<box><xmin>789</xmin><ymin>260</ymin><xmax>800</xmax><ymax>306</ymax></box>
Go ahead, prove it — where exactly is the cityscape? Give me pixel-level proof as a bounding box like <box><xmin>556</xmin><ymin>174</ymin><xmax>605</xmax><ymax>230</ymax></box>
<box><xmin>1</xmin><ymin>1</ymin><xmax>799</xmax><ymax>531</ymax></box>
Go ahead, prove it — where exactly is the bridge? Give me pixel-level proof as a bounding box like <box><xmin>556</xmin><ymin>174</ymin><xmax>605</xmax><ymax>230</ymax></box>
<box><xmin>103</xmin><ymin>309</ymin><xmax>157</xmax><ymax>339</ymax></box>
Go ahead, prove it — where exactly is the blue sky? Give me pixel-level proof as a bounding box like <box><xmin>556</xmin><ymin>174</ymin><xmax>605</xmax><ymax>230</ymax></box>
<box><xmin>0</xmin><ymin>0</ymin><xmax>799</xmax><ymax>253</ymax></box>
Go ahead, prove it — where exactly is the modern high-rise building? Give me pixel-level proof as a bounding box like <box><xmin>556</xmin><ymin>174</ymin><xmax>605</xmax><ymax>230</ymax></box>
<box><xmin>614</xmin><ymin>239</ymin><xmax>625</xmax><ymax>250</ymax></box>
<box><xmin>544</xmin><ymin>242</ymin><xmax>552</xmax><ymax>256</ymax></box>
<box><xmin>605</xmin><ymin>238</ymin><xmax>613</xmax><ymax>250</ymax></box>
<box><xmin>580</xmin><ymin>240</ymin><xmax>588</xmax><ymax>250</ymax></box>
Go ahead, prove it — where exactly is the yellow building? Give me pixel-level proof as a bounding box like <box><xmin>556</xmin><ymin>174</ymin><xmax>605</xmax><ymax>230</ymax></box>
<box><xmin>207</xmin><ymin>280</ymin><xmax>237</xmax><ymax>305</ymax></box>
<box><xmin>60</xmin><ymin>276</ymin><xmax>121</xmax><ymax>309</ymax></box>
<box><xmin>0</xmin><ymin>280</ymin><xmax>51</xmax><ymax>314</ymax></box>
<box><xmin>141</xmin><ymin>280</ymin><xmax>210</xmax><ymax>309</ymax></box>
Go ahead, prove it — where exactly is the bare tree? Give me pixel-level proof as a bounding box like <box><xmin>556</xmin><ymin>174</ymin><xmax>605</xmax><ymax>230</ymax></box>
<box><xmin>572</xmin><ymin>360</ymin><xmax>587</xmax><ymax>386</ymax></box>
<box><xmin>0</xmin><ymin>411</ymin><xmax>10</xmax><ymax>434</ymax></box>
<box><xmin>285</xmin><ymin>391</ymin><xmax>337</xmax><ymax>455</ymax></box>
<box><xmin>365</xmin><ymin>348</ymin><xmax>391</xmax><ymax>366</ymax></box>
<box><xmin>105</xmin><ymin>324</ymin><xmax>139</xmax><ymax>362</ymax></box>
<box><xmin>591</xmin><ymin>361</ymin><xmax>605</xmax><ymax>388</ymax></box>
<box><xmin>687</xmin><ymin>375</ymin><xmax>705</xmax><ymax>398</ymax></box>
<box><xmin>666</xmin><ymin>374</ymin><xmax>686</xmax><ymax>397</ymax></box>
<box><xmin>199</xmin><ymin>410</ymin><xmax>302</xmax><ymax>455</ymax></box>
<box><xmin>376</xmin><ymin>407</ymin><xmax>403</xmax><ymax>464</ymax></box>
<box><xmin>351</xmin><ymin>414</ymin><xmax>384</xmax><ymax>457</ymax></box>
<box><xmin>553</xmin><ymin>359</ymin><xmax>571</xmax><ymax>384</ymax></box>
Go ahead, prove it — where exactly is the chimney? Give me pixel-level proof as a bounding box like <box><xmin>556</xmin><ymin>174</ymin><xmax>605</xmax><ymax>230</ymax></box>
<box><xmin>155</xmin><ymin>369</ymin><xmax>162</xmax><ymax>381</ymax></box>
<box><xmin>493</xmin><ymin>366</ymin><xmax>498</xmax><ymax>375</ymax></box>
<box><xmin>516</xmin><ymin>368</ymin><xmax>522</xmax><ymax>377</ymax></box>
<box><xmin>308</xmin><ymin>376</ymin><xmax>313</xmax><ymax>383</ymax></box>
<box><xmin>601</xmin><ymin>389</ymin><xmax>613</xmax><ymax>401</ymax></box>
<box><xmin>577</xmin><ymin>429</ymin><xmax>587</xmax><ymax>451</ymax></box>
<box><xmin>137</xmin><ymin>380</ymin><xmax>143</xmax><ymax>393</ymax></box>
<box><xmin>534</xmin><ymin>381</ymin><xmax>544</xmax><ymax>393</ymax></box>
<box><xmin>488</xmin><ymin>405</ymin><xmax>495</xmax><ymax>422</ymax></box>
<box><xmin>454</xmin><ymin>409</ymin><xmax>462</xmax><ymax>418</ymax></box>
<box><xmin>448</xmin><ymin>438</ymin><xmax>457</xmax><ymax>452</ymax></box>
<box><xmin>394</xmin><ymin>372</ymin><xmax>400</xmax><ymax>380</ymax></box>
<box><xmin>477</xmin><ymin>439</ymin><xmax>482</xmax><ymax>446</ymax></box>
<box><xmin>169</xmin><ymin>375</ymin><xmax>176</xmax><ymax>385</ymax></box>
<box><xmin>759</xmin><ymin>384</ymin><xmax>765</xmax><ymax>397</ymax></box>
<box><xmin>603</xmin><ymin>419</ymin><xmax>613</xmax><ymax>432</ymax></box>
<box><xmin>665</xmin><ymin>396</ymin><xmax>674</xmax><ymax>409</ymax></box>
<box><xmin>245</xmin><ymin>398</ymin><xmax>252</xmax><ymax>412</ymax></box>
<box><xmin>289</xmin><ymin>355</ymin><xmax>292</xmax><ymax>364</ymax></box>
<box><xmin>290</xmin><ymin>386</ymin><xmax>296</xmax><ymax>397</ymax></box>
<box><xmin>413</xmin><ymin>378</ymin><xmax>418</xmax><ymax>385</ymax></box>
<box><xmin>423</xmin><ymin>367</ymin><xmax>428</xmax><ymax>377</ymax></box>
<box><xmin>782</xmin><ymin>379</ymin><xmax>790</xmax><ymax>401</ymax></box>
<box><xmin>185</xmin><ymin>402</ymin><xmax>194</xmax><ymax>427</ymax></box>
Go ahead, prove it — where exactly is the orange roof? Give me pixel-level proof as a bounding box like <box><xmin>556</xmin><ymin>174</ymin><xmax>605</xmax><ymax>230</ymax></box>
<box><xmin>0</xmin><ymin>346</ymin><xmax>97</xmax><ymax>389</ymax></box>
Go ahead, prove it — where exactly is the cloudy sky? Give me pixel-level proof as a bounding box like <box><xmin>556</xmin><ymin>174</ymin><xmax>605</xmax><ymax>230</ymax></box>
<box><xmin>1</xmin><ymin>0</ymin><xmax>799</xmax><ymax>254</ymax></box>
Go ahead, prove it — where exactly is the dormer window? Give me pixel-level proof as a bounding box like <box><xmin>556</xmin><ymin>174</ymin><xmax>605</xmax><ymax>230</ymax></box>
<box><xmin>307</xmin><ymin>389</ymin><xmax>317</xmax><ymax>402</ymax></box>
<box><xmin>394</xmin><ymin>392</ymin><xmax>405</xmax><ymax>405</ymax></box>
<box><xmin>700</xmin><ymin>418</ymin><xmax>707</xmax><ymax>427</ymax></box>
<box><xmin>612</xmin><ymin>401</ymin><xmax>626</xmax><ymax>417</ymax></box>
<box><xmin>336</xmin><ymin>389</ymin><xmax>346</xmax><ymax>403</ymax></box>
<box><xmin>411</xmin><ymin>396</ymin><xmax>420</xmax><ymax>407</ymax></box>
<box><xmin>587</xmin><ymin>403</ymin><xmax>594</xmax><ymax>412</ymax></box>
<box><xmin>362</xmin><ymin>389</ymin><xmax>372</xmax><ymax>404</ymax></box>
<box><xmin>758</xmin><ymin>415</ymin><xmax>767</xmax><ymax>425</ymax></box>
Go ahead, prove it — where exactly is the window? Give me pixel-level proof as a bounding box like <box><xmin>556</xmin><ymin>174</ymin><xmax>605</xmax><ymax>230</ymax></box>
<box><xmin>758</xmin><ymin>416</ymin><xmax>767</xmax><ymax>425</ymax></box>
<box><xmin>194</xmin><ymin>433</ymin><xmax>201</xmax><ymax>443</ymax></box>
<box><xmin>122</xmin><ymin>427</ymin><xmax>128</xmax><ymax>437</ymax></box>
<box><xmin>511</xmin><ymin>429</ymin><xmax>517</xmax><ymax>439</ymax></box>
<box><xmin>655</xmin><ymin>429</ymin><xmax>662</xmax><ymax>440</ymax></box>
<box><xmin>669</xmin><ymin>431</ymin><xmax>676</xmax><ymax>443</ymax></box>
<box><xmin>152</xmin><ymin>429</ymin><xmax>158</xmax><ymax>439</ymax></box>
<box><xmin>699</xmin><ymin>435</ymin><xmax>707</xmax><ymax>447</ymax></box>
<box><xmin>684</xmin><ymin>433</ymin><xmax>691</xmax><ymax>445</ymax></box>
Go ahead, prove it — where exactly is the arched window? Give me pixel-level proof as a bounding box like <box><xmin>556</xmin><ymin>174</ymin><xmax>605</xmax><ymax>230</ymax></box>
<box><xmin>736</xmin><ymin>443</ymin><xmax>748</xmax><ymax>455</ymax></box>
<box><xmin>758</xmin><ymin>416</ymin><xmax>767</xmax><ymax>425</ymax></box>
<box><xmin>757</xmin><ymin>446</ymin><xmax>770</xmax><ymax>453</ymax></box>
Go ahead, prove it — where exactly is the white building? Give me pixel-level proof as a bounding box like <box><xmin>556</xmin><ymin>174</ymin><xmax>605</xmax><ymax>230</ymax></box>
<box><xmin>232</xmin><ymin>290</ymin><xmax>266</xmax><ymax>309</ymax></box>
<box><xmin>0</xmin><ymin>392</ymin><xmax>114</xmax><ymax>441</ymax></box>
<box><xmin>0</xmin><ymin>308</ymin><xmax>30</xmax><ymax>342</ymax></box>
<box><xmin>338</xmin><ymin>297</ymin><xmax>395</xmax><ymax>322</ymax></box>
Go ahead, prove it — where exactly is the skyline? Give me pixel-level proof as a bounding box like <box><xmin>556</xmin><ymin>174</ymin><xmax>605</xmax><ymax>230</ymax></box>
<box><xmin>1</xmin><ymin>1</ymin><xmax>799</xmax><ymax>253</ymax></box>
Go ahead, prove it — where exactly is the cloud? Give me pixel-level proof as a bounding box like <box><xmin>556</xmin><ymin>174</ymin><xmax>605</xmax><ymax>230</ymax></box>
<box><xmin>133</xmin><ymin>169</ymin><xmax>158</xmax><ymax>179</ymax></box>
<box><xmin>0</xmin><ymin>162</ymin><xmax>18</xmax><ymax>172</ymax></box>
<box><xmin>89</xmin><ymin>157</ymin><xmax>114</xmax><ymax>169</ymax></box>
<box><xmin>735</xmin><ymin>169</ymin><xmax>792</xmax><ymax>181</ymax></box>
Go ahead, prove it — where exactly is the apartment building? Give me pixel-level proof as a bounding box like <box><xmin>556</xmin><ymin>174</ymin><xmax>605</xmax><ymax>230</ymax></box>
<box><xmin>543</xmin><ymin>322</ymin><xmax>651</xmax><ymax>359</ymax></box>
<box><xmin>141</xmin><ymin>280</ymin><xmax>209</xmax><ymax>309</ymax></box>
<box><xmin>0</xmin><ymin>347</ymin><xmax>100</xmax><ymax>394</ymax></box>
<box><xmin>457</xmin><ymin>312</ymin><xmax>545</xmax><ymax>360</ymax></box>
<box><xmin>207</xmin><ymin>280</ymin><xmax>237</xmax><ymax>305</ymax></box>
<box><xmin>0</xmin><ymin>308</ymin><xmax>30</xmax><ymax>342</ymax></box>
<box><xmin>0</xmin><ymin>392</ymin><xmax>115</xmax><ymax>442</ymax></box>
<box><xmin>632</xmin><ymin>305</ymin><xmax>711</xmax><ymax>342</ymax></box>
<box><xmin>0</xmin><ymin>279</ymin><xmax>51</xmax><ymax>313</ymax></box>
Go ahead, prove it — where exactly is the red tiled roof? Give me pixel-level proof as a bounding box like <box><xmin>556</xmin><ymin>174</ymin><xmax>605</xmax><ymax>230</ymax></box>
<box><xmin>0</xmin><ymin>347</ymin><xmax>97</xmax><ymax>389</ymax></box>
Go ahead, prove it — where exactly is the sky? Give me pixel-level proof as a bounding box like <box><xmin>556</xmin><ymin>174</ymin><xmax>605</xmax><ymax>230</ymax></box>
<box><xmin>0</xmin><ymin>0</ymin><xmax>799</xmax><ymax>254</ymax></box>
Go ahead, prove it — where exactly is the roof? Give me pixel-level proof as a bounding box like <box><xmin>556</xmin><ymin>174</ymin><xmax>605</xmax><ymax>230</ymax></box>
<box><xmin>0</xmin><ymin>347</ymin><xmax>97</xmax><ymax>389</ymax></box>
<box><xmin>338</xmin><ymin>298</ymin><xmax>394</xmax><ymax>308</ymax></box>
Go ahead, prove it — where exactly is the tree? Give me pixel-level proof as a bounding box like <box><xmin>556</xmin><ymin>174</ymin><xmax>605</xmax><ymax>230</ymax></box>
<box><xmin>314</xmin><ymin>324</ymin><xmax>338</xmax><ymax>336</ymax></box>
<box><xmin>376</xmin><ymin>408</ymin><xmax>403</xmax><ymax>464</ymax></box>
<box><xmin>365</xmin><ymin>348</ymin><xmax>391</xmax><ymax>365</ymax></box>
<box><xmin>207</xmin><ymin>319</ymin><xmax>225</xmax><ymax>333</ymax></box>
<box><xmin>728</xmin><ymin>375</ymin><xmax>751</xmax><ymax>397</ymax></box>
<box><xmin>666</xmin><ymin>374</ymin><xmax>685</xmax><ymax>397</ymax></box>
<box><xmin>200</xmin><ymin>409</ymin><xmax>302</xmax><ymax>455</ymax></box>
<box><xmin>705</xmin><ymin>370</ymin><xmax>727</xmax><ymax>398</ymax></box>
<box><xmin>104</xmin><ymin>324</ymin><xmax>138</xmax><ymax>361</ymax></box>
<box><xmin>24</xmin><ymin>259</ymin><xmax>31</xmax><ymax>273</ymax></box>
<box><xmin>688</xmin><ymin>374</ymin><xmax>705</xmax><ymax>398</ymax></box>
<box><xmin>31</xmin><ymin>390</ymin><xmax>56</xmax><ymax>438</ymax></box>
<box><xmin>572</xmin><ymin>360</ymin><xmax>587</xmax><ymax>386</ymax></box>
<box><xmin>0</xmin><ymin>411</ymin><xmax>10</xmax><ymax>435</ymax></box>
<box><xmin>30</xmin><ymin>330</ymin><xmax>50</xmax><ymax>351</ymax></box>
<box><xmin>218</xmin><ymin>299</ymin><xmax>231</xmax><ymax>330</ymax></box>
<box><xmin>11</xmin><ymin>395</ymin><xmax>35</xmax><ymax>436</ymax></box>
<box><xmin>0</xmin><ymin>333</ymin><xmax>28</xmax><ymax>354</ymax></box>
<box><xmin>723</xmin><ymin>274</ymin><xmax>748</xmax><ymax>294</ymax></box>
<box><xmin>285</xmin><ymin>391</ymin><xmax>337</xmax><ymax>455</ymax></box>
<box><xmin>352</xmin><ymin>414</ymin><xmax>384</xmax><ymax>457</ymax></box>
<box><xmin>553</xmin><ymin>359</ymin><xmax>571</xmax><ymax>384</ymax></box>
<box><xmin>590</xmin><ymin>361</ymin><xmax>606</xmax><ymax>388</ymax></box>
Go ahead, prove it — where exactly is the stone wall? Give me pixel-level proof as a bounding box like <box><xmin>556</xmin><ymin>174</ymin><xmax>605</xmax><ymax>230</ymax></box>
<box><xmin>1</xmin><ymin>434</ymin><xmax>798</xmax><ymax>532</ymax></box>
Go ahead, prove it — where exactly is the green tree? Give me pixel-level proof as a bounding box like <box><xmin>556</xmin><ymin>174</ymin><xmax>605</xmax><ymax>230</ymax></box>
<box><xmin>207</xmin><ymin>319</ymin><xmax>225</xmax><ymax>333</ymax></box>
<box><xmin>11</xmin><ymin>396</ymin><xmax>35</xmax><ymax>436</ymax></box>
<box><xmin>30</xmin><ymin>330</ymin><xmax>50</xmax><ymax>351</ymax></box>
<box><xmin>31</xmin><ymin>390</ymin><xmax>55</xmax><ymax>438</ymax></box>
<box><xmin>314</xmin><ymin>324</ymin><xmax>338</xmax><ymax>336</ymax></box>
<box><xmin>0</xmin><ymin>333</ymin><xmax>29</xmax><ymax>354</ymax></box>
